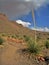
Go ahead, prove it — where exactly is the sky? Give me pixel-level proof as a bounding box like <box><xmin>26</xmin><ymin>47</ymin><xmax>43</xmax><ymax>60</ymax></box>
<box><xmin>0</xmin><ymin>0</ymin><xmax>49</xmax><ymax>32</ymax></box>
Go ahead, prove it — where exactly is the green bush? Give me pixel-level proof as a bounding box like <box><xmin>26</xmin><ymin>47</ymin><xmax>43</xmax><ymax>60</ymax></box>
<box><xmin>27</xmin><ymin>39</ymin><xmax>41</xmax><ymax>54</ymax></box>
<box><xmin>23</xmin><ymin>35</ymin><xmax>41</xmax><ymax>54</ymax></box>
<box><xmin>11</xmin><ymin>35</ymin><xmax>16</xmax><ymax>39</ymax></box>
<box><xmin>45</xmin><ymin>40</ymin><xmax>49</xmax><ymax>49</ymax></box>
<box><xmin>1</xmin><ymin>33</ymin><xmax>7</xmax><ymax>36</ymax></box>
<box><xmin>23</xmin><ymin>35</ymin><xmax>30</xmax><ymax>42</ymax></box>
<box><xmin>0</xmin><ymin>37</ymin><xmax>4</xmax><ymax>45</ymax></box>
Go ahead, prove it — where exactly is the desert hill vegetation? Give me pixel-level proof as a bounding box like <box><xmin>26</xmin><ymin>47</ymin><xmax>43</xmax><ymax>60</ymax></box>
<box><xmin>0</xmin><ymin>13</ymin><xmax>49</xmax><ymax>65</ymax></box>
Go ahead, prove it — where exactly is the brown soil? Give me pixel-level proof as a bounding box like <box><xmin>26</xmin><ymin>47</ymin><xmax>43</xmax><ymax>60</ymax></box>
<box><xmin>0</xmin><ymin>40</ymin><xmax>48</xmax><ymax>65</ymax></box>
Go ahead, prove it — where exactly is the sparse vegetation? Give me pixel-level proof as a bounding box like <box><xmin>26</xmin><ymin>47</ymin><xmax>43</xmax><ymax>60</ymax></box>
<box><xmin>2</xmin><ymin>33</ymin><xmax>6</xmax><ymax>36</ymax></box>
<box><xmin>11</xmin><ymin>35</ymin><xmax>17</xmax><ymax>39</ymax></box>
<box><xmin>45</xmin><ymin>40</ymin><xmax>49</xmax><ymax>49</ymax></box>
<box><xmin>0</xmin><ymin>13</ymin><xmax>49</xmax><ymax>65</ymax></box>
<box><xmin>0</xmin><ymin>37</ymin><xmax>4</xmax><ymax>45</ymax></box>
<box><xmin>15</xmin><ymin>34</ymin><xmax>19</xmax><ymax>38</ymax></box>
<box><xmin>28</xmin><ymin>42</ymin><xmax>41</xmax><ymax>54</ymax></box>
<box><xmin>24</xmin><ymin>36</ymin><xmax>42</xmax><ymax>54</ymax></box>
<box><xmin>8</xmin><ymin>35</ymin><xmax>10</xmax><ymax>38</ymax></box>
<box><xmin>23</xmin><ymin>35</ymin><xmax>30</xmax><ymax>42</ymax></box>
<box><xmin>18</xmin><ymin>36</ymin><xmax>23</xmax><ymax>40</ymax></box>
<box><xmin>37</xmin><ymin>35</ymin><xmax>41</xmax><ymax>42</ymax></box>
<box><xmin>36</xmin><ymin>33</ymin><xmax>41</xmax><ymax>42</ymax></box>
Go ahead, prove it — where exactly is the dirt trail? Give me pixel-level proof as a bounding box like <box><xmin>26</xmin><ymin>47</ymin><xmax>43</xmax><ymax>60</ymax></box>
<box><xmin>0</xmin><ymin>42</ymin><xmax>30</xmax><ymax>65</ymax></box>
<box><xmin>0</xmin><ymin>42</ymin><xmax>46</xmax><ymax>65</ymax></box>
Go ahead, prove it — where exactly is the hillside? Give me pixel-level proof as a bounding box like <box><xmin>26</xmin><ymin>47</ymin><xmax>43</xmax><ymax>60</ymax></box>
<box><xmin>0</xmin><ymin>13</ymin><xmax>49</xmax><ymax>42</ymax></box>
<box><xmin>0</xmin><ymin>13</ymin><xmax>49</xmax><ymax>65</ymax></box>
<box><xmin>0</xmin><ymin>13</ymin><xmax>49</xmax><ymax>40</ymax></box>
<box><xmin>0</xmin><ymin>13</ymin><xmax>35</xmax><ymax>37</ymax></box>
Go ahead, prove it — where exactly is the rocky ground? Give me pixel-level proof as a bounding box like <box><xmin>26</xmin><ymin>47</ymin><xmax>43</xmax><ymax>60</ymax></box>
<box><xmin>0</xmin><ymin>40</ymin><xmax>49</xmax><ymax>65</ymax></box>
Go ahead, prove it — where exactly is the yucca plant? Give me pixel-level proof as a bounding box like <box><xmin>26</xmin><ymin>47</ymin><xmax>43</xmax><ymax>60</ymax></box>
<box><xmin>27</xmin><ymin>38</ymin><xmax>41</xmax><ymax>54</ymax></box>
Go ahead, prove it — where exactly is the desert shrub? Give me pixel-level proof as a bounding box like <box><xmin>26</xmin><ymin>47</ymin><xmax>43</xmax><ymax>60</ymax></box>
<box><xmin>45</xmin><ymin>40</ymin><xmax>49</xmax><ymax>49</ymax></box>
<box><xmin>18</xmin><ymin>36</ymin><xmax>23</xmax><ymax>40</ymax></box>
<box><xmin>11</xmin><ymin>35</ymin><xmax>16</xmax><ymax>39</ymax></box>
<box><xmin>0</xmin><ymin>37</ymin><xmax>4</xmax><ymax>45</ymax></box>
<box><xmin>8</xmin><ymin>35</ymin><xmax>10</xmax><ymax>38</ymax></box>
<box><xmin>27</xmin><ymin>38</ymin><xmax>41</xmax><ymax>54</ymax></box>
<box><xmin>23</xmin><ymin>35</ymin><xmax>41</xmax><ymax>54</ymax></box>
<box><xmin>47</xmin><ymin>38</ymin><xmax>49</xmax><ymax>40</ymax></box>
<box><xmin>23</xmin><ymin>35</ymin><xmax>30</xmax><ymax>42</ymax></box>
<box><xmin>2</xmin><ymin>33</ymin><xmax>6</xmax><ymax>36</ymax></box>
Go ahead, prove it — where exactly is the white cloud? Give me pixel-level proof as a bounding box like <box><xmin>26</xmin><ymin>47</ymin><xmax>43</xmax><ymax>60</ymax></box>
<box><xmin>31</xmin><ymin>27</ymin><xmax>49</xmax><ymax>32</ymax></box>
<box><xmin>16</xmin><ymin>20</ymin><xmax>49</xmax><ymax>32</ymax></box>
<box><xmin>16</xmin><ymin>20</ymin><xmax>31</xmax><ymax>27</ymax></box>
<box><xmin>44</xmin><ymin>27</ymin><xmax>49</xmax><ymax>32</ymax></box>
